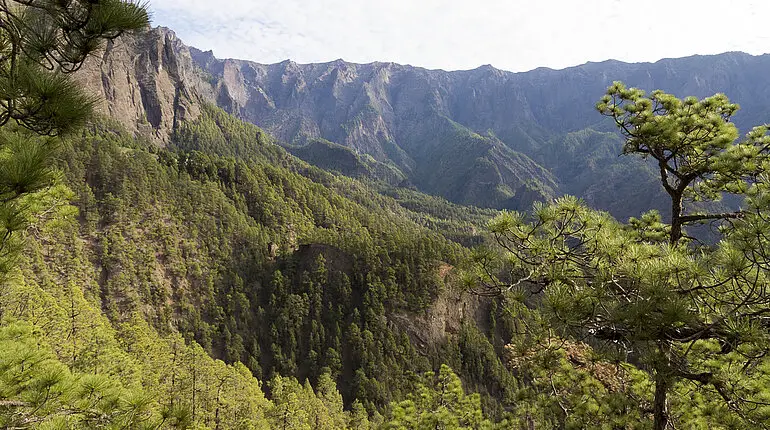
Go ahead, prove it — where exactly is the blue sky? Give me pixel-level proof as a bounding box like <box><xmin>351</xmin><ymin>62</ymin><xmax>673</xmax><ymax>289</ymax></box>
<box><xmin>149</xmin><ymin>0</ymin><xmax>770</xmax><ymax>72</ymax></box>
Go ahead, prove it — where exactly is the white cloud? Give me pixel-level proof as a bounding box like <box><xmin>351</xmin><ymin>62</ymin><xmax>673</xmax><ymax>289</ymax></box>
<box><xmin>148</xmin><ymin>0</ymin><xmax>770</xmax><ymax>72</ymax></box>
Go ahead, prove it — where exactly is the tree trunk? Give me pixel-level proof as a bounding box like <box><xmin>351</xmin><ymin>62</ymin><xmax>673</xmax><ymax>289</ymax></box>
<box><xmin>669</xmin><ymin>192</ymin><xmax>683</xmax><ymax>245</ymax></box>
<box><xmin>653</xmin><ymin>371</ymin><xmax>669</xmax><ymax>430</ymax></box>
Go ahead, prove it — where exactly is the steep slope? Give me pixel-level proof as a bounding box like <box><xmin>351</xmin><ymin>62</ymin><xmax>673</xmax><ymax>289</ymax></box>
<box><xmin>190</xmin><ymin>52</ymin><xmax>562</xmax><ymax>208</ymax></box>
<box><xmin>286</xmin><ymin>138</ymin><xmax>406</xmax><ymax>184</ymax></box>
<box><xmin>76</xmin><ymin>28</ymin><xmax>559</xmax><ymax>210</ymax></box>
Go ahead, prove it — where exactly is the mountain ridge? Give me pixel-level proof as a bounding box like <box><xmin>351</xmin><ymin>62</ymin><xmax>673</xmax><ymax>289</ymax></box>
<box><xmin>80</xmin><ymin>26</ymin><xmax>770</xmax><ymax>219</ymax></box>
<box><xmin>188</xmin><ymin>40</ymin><xmax>766</xmax><ymax>76</ymax></box>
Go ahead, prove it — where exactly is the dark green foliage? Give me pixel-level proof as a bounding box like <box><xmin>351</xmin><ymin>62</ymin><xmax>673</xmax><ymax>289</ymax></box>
<box><xmin>3</xmin><ymin>111</ymin><xmax>504</xmax><ymax>427</ymax></box>
<box><xmin>377</xmin><ymin>184</ymin><xmax>496</xmax><ymax>247</ymax></box>
<box><xmin>288</xmin><ymin>138</ymin><xmax>406</xmax><ymax>185</ymax></box>
<box><xmin>172</xmin><ymin>105</ymin><xmax>282</xmax><ymax>160</ymax></box>
<box><xmin>406</xmin><ymin>118</ymin><xmax>559</xmax><ymax>209</ymax></box>
<box><xmin>18</xmin><ymin>33</ymin><xmax>770</xmax><ymax>427</ymax></box>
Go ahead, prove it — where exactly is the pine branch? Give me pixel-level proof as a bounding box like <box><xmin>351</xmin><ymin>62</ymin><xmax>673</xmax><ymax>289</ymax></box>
<box><xmin>679</xmin><ymin>211</ymin><xmax>744</xmax><ymax>224</ymax></box>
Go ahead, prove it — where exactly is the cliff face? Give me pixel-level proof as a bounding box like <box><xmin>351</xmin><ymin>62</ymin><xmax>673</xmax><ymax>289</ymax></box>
<box><xmin>77</xmin><ymin>27</ymin><xmax>213</xmax><ymax>142</ymax></box>
<box><xmin>80</xmin><ymin>27</ymin><xmax>770</xmax><ymax>216</ymax></box>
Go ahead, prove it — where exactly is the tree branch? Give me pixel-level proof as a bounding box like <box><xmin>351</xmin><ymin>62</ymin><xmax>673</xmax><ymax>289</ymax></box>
<box><xmin>679</xmin><ymin>211</ymin><xmax>744</xmax><ymax>224</ymax></box>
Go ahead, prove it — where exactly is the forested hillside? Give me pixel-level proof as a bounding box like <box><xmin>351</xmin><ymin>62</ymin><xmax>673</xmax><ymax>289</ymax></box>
<box><xmin>7</xmin><ymin>95</ymin><xmax>770</xmax><ymax>430</ymax></box>
<box><xmin>2</xmin><ymin>103</ymin><xmax>529</xmax><ymax>427</ymax></box>
<box><xmin>4</xmin><ymin>5</ymin><xmax>770</xmax><ymax>429</ymax></box>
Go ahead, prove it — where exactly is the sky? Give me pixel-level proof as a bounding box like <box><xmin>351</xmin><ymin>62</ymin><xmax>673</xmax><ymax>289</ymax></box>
<box><xmin>149</xmin><ymin>0</ymin><xmax>770</xmax><ymax>73</ymax></box>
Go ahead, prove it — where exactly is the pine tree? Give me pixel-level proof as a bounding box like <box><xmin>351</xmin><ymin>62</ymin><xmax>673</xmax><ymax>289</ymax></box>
<box><xmin>596</xmin><ymin>81</ymin><xmax>770</xmax><ymax>244</ymax></box>
<box><xmin>471</xmin><ymin>84</ymin><xmax>770</xmax><ymax>429</ymax></box>
<box><xmin>0</xmin><ymin>321</ymin><xmax>156</xmax><ymax>428</ymax></box>
<box><xmin>384</xmin><ymin>364</ymin><xmax>492</xmax><ymax>430</ymax></box>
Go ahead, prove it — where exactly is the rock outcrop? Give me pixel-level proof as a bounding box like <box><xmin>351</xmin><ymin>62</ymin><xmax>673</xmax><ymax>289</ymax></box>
<box><xmin>77</xmin><ymin>27</ymin><xmax>212</xmax><ymax>143</ymax></box>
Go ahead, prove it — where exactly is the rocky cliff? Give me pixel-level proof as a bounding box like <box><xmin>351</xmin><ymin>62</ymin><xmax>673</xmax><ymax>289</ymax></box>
<box><xmin>77</xmin><ymin>27</ymin><xmax>212</xmax><ymax>142</ymax></box>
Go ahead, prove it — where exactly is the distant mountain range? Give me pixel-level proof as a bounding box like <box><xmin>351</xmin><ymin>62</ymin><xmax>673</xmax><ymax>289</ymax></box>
<box><xmin>79</xmin><ymin>27</ymin><xmax>770</xmax><ymax>221</ymax></box>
